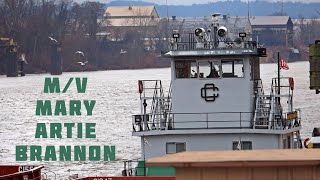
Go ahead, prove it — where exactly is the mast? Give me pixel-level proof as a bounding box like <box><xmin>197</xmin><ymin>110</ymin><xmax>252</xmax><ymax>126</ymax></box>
<box><xmin>277</xmin><ymin>52</ymin><xmax>281</xmax><ymax>99</ymax></box>
<box><xmin>281</xmin><ymin>0</ymin><xmax>284</xmax><ymax>15</ymax></box>
<box><xmin>166</xmin><ymin>0</ymin><xmax>169</xmax><ymax>22</ymax></box>
<box><xmin>247</xmin><ymin>0</ymin><xmax>250</xmax><ymax>20</ymax></box>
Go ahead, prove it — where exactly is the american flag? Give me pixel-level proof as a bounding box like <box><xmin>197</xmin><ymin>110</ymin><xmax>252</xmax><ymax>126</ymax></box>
<box><xmin>280</xmin><ymin>59</ymin><xmax>289</xmax><ymax>70</ymax></box>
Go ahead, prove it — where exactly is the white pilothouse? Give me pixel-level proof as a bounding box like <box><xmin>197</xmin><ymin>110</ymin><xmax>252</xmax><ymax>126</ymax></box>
<box><xmin>132</xmin><ymin>14</ymin><xmax>302</xmax><ymax>160</ymax></box>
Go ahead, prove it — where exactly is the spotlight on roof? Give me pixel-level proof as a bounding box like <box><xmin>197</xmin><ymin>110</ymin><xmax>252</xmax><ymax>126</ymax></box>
<box><xmin>217</xmin><ymin>26</ymin><xmax>228</xmax><ymax>38</ymax></box>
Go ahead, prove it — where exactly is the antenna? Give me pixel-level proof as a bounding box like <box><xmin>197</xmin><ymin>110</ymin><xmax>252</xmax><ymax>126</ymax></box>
<box><xmin>166</xmin><ymin>0</ymin><xmax>169</xmax><ymax>22</ymax></box>
<box><xmin>247</xmin><ymin>0</ymin><xmax>250</xmax><ymax>20</ymax></box>
<box><xmin>281</xmin><ymin>0</ymin><xmax>284</xmax><ymax>15</ymax></box>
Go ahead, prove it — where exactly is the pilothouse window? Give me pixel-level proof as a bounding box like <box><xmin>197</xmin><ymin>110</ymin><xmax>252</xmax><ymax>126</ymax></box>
<box><xmin>175</xmin><ymin>59</ymin><xmax>244</xmax><ymax>79</ymax></box>
<box><xmin>221</xmin><ymin>59</ymin><xmax>244</xmax><ymax>78</ymax></box>
<box><xmin>198</xmin><ymin>61</ymin><xmax>221</xmax><ymax>78</ymax></box>
<box><xmin>175</xmin><ymin>61</ymin><xmax>197</xmax><ymax>78</ymax></box>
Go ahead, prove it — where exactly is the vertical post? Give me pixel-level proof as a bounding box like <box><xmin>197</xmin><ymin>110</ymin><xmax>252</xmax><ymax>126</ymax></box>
<box><xmin>212</xmin><ymin>13</ymin><xmax>220</xmax><ymax>48</ymax></box>
<box><xmin>188</xmin><ymin>33</ymin><xmax>190</xmax><ymax>49</ymax></box>
<box><xmin>143</xmin><ymin>99</ymin><xmax>147</xmax><ymax>131</ymax></box>
<box><xmin>247</xmin><ymin>0</ymin><xmax>250</xmax><ymax>19</ymax></box>
<box><xmin>142</xmin><ymin>134</ymin><xmax>146</xmax><ymax>176</ymax></box>
<box><xmin>232</xmin><ymin>61</ymin><xmax>235</xmax><ymax>74</ymax></box>
<box><xmin>277</xmin><ymin>52</ymin><xmax>282</xmax><ymax>125</ymax></box>
<box><xmin>240</xmin><ymin>112</ymin><xmax>242</xmax><ymax>129</ymax></box>
<box><xmin>214</xmin><ymin>26</ymin><xmax>218</xmax><ymax>48</ymax></box>
<box><xmin>206</xmin><ymin>113</ymin><xmax>208</xmax><ymax>129</ymax></box>
<box><xmin>166</xmin><ymin>0</ymin><xmax>168</xmax><ymax>21</ymax></box>
<box><xmin>277</xmin><ymin>52</ymin><xmax>281</xmax><ymax>96</ymax></box>
<box><xmin>286</xmin><ymin>30</ymin><xmax>288</xmax><ymax>48</ymax></box>
<box><xmin>122</xmin><ymin>161</ymin><xmax>127</xmax><ymax>176</ymax></box>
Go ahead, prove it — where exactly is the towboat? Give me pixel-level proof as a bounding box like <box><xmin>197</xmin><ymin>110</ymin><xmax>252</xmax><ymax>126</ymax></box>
<box><xmin>122</xmin><ymin>13</ymin><xmax>303</xmax><ymax>176</ymax></box>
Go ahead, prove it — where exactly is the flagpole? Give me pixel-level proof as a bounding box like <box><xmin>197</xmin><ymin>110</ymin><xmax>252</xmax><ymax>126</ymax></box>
<box><xmin>278</xmin><ymin>52</ymin><xmax>281</xmax><ymax>97</ymax></box>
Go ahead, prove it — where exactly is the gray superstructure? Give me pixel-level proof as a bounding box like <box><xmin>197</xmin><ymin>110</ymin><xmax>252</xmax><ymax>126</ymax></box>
<box><xmin>132</xmin><ymin>13</ymin><xmax>302</xmax><ymax>159</ymax></box>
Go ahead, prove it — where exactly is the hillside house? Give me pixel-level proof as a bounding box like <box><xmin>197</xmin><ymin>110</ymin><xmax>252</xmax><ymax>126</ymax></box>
<box><xmin>105</xmin><ymin>5</ymin><xmax>159</xmax><ymax>27</ymax></box>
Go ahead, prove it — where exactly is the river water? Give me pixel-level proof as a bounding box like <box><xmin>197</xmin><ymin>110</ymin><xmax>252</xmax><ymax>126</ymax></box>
<box><xmin>0</xmin><ymin>61</ymin><xmax>318</xmax><ymax>179</ymax></box>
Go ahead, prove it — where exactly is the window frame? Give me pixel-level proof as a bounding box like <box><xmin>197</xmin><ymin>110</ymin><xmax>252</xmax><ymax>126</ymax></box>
<box><xmin>166</xmin><ymin>142</ymin><xmax>186</xmax><ymax>154</ymax></box>
<box><xmin>221</xmin><ymin>58</ymin><xmax>245</xmax><ymax>78</ymax></box>
<box><xmin>174</xmin><ymin>60</ymin><xmax>197</xmax><ymax>79</ymax></box>
<box><xmin>197</xmin><ymin>60</ymin><xmax>222</xmax><ymax>79</ymax></box>
<box><xmin>232</xmin><ymin>141</ymin><xmax>252</xmax><ymax>150</ymax></box>
<box><xmin>174</xmin><ymin>58</ymin><xmax>245</xmax><ymax>80</ymax></box>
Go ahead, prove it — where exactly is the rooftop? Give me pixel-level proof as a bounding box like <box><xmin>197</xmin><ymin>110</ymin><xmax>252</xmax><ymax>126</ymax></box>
<box><xmin>173</xmin><ymin>16</ymin><xmax>291</xmax><ymax>26</ymax></box>
<box><xmin>249</xmin><ymin>16</ymin><xmax>291</xmax><ymax>26</ymax></box>
<box><xmin>105</xmin><ymin>6</ymin><xmax>157</xmax><ymax>17</ymax></box>
<box><xmin>104</xmin><ymin>6</ymin><xmax>159</xmax><ymax>27</ymax></box>
<box><xmin>146</xmin><ymin>149</ymin><xmax>320</xmax><ymax>167</ymax></box>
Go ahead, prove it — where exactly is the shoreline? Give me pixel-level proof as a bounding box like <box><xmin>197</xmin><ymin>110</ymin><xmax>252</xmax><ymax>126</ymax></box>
<box><xmin>0</xmin><ymin>60</ymin><xmax>309</xmax><ymax>76</ymax></box>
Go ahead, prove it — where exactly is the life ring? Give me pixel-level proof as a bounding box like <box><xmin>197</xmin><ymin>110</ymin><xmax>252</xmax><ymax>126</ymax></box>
<box><xmin>138</xmin><ymin>80</ymin><xmax>143</xmax><ymax>94</ymax></box>
<box><xmin>304</xmin><ymin>138</ymin><xmax>311</xmax><ymax>148</ymax></box>
<box><xmin>289</xmin><ymin>77</ymin><xmax>294</xmax><ymax>91</ymax></box>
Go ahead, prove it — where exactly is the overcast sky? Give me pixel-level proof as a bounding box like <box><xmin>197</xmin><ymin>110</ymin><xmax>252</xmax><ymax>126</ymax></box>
<box><xmin>77</xmin><ymin>0</ymin><xmax>320</xmax><ymax>5</ymax></box>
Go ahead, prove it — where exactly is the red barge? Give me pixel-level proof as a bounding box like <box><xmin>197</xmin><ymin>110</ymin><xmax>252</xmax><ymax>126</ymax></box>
<box><xmin>0</xmin><ymin>165</ymin><xmax>43</xmax><ymax>180</ymax></box>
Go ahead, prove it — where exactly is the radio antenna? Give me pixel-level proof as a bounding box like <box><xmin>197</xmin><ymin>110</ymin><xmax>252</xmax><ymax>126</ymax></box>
<box><xmin>166</xmin><ymin>0</ymin><xmax>169</xmax><ymax>22</ymax></box>
<box><xmin>247</xmin><ymin>0</ymin><xmax>250</xmax><ymax>20</ymax></box>
<box><xmin>281</xmin><ymin>0</ymin><xmax>284</xmax><ymax>15</ymax></box>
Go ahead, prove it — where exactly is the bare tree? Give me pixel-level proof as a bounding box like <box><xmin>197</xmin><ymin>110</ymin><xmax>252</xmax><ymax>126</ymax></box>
<box><xmin>0</xmin><ymin>0</ymin><xmax>166</xmax><ymax>73</ymax></box>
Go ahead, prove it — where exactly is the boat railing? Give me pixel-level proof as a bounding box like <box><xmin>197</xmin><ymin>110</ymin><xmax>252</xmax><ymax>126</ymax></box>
<box><xmin>165</xmin><ymin>83</ymin><xmax>173</xmax><ymax>129</ymax></box>
<box><xmin>271</xmin><ymin>77</ymin><xmax>294</xmax><ymax>96</ymax></box>
<box><xmin>254</xmin><ymin>79</ymin><xmax>265</xmax><ymax>96</ymax></box>
<box><xmin>149</xmin><ymin>80</ymin><xmax>163</xmax><ymax>123</ymax></box>
<box><xmin>254</xmin><ymin>77</ymin><xmax>297</xmax><ymax>129</ymax></box>
<box><xmin>132</xmin><ymin>111</ymin><xmax>301</xmax><ymax>132</ymax></box>
<box><xmin>170</xmin><ymin>33</ymin><xmax>258</xmax><ymax>51</ymax></box>
<box><xmin>138</xmin><ymin>80</ymin><xmax>172</xmax><ymax>129</ymax></box>
<box><xmin>253</xmin><ymin>94</ymin><xmax>271</xmax><ymax>129</ymax></box>
<box><xmin>269</xmin><ymin>109</ymin><xmax>302</xmax><ymax>130</ymax></box>
<box><xmin>139</xmin><ymin>80</ymin><xmax>164</xmax><ymax>101</ymax></box>
<box><xmin>122</xmin><ymin>159</ymin><xmax>146</xmax><ymax>176</ymax></box>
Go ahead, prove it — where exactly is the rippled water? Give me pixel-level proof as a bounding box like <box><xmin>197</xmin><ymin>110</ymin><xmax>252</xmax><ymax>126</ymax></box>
<box><xmin>0</xmin><ymin>61</ymin><xmax>318</xmax><ymax>179</ymax></box>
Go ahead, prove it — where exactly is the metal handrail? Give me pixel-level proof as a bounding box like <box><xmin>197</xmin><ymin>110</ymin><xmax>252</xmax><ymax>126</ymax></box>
<box><xmin>139</xmin><ymin>80</ymin><xmax>172</xmax><ymax>131</ymax></box>
<box><xmin>271</xmin><ymin>77</ymin><xmax>293</xmax><ymax>95</ymax></box>
<box><xmin>172</xmin><ymin>35</ymin><xmax>258</xmax><ymax>51</ymax></box>
<box><xmin>132</xmin><ymin>111</ymin><xmax>301</xmax><ymax>132</ymax></box>
<box><xmin>149</xmin><ymin>80</ymin><xmax>159</xmax><ymax>123</ymax></box>
<box><xmin>165</xmin><ymin>82</ymin><xmax>173</xmax><ymax>130</ymax></box>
